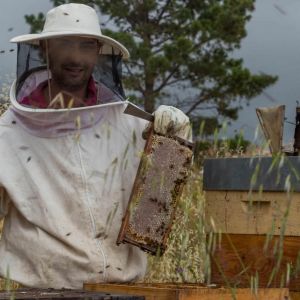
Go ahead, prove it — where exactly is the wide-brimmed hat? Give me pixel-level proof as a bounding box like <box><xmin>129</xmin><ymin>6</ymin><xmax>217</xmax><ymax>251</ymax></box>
<box><xmin>10</xmin><ymin>3</ymin><xmax>129</xmax><ymax>59</ymax></box>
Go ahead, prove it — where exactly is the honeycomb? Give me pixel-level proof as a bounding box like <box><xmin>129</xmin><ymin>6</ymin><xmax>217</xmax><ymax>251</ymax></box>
<box><xmin>117</xmin><ymin>133</ymin><xmax>193</xmax><ymax>255</ymax></box>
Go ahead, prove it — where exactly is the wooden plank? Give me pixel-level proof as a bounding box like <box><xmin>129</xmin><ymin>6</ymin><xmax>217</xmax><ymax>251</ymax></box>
<box><xmin>84</xmin><ymin>283</ymin><xmax>290</xmax><ymax>300</ymax></box>
<box><xmin>84</xmin><ymin>283</ymin><xmax>177</xmax><ymax>300</ymax></box>
<box><xmin>178</xmin><ymin>288</ymin><xmax>289</xmax><ymax>300</ymax></box>
<box><xmin>0</xmin><ymin>289</ymin><xmax>144</xmax><ymax>299</ymax></box>
<box><xmin>209</xmin><ymin>234</ymin><xmax>300</xmax><ymax>290</ymax></box>
<box><xmin>205</xmin><ymin>191</ymin><xmax>300</xmax><ymax>236</ymax></box>
<box><xmin>290</xmin><ymin>292</ymin><xmax>300</xmax><ymax>300</ymax></box>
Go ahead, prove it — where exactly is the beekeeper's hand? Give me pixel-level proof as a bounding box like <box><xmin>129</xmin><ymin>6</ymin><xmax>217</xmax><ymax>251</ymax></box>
<box><xmin>143</xmin><ymin>105</ymin><xmax>192</xmax><ymax>141</ymax></box>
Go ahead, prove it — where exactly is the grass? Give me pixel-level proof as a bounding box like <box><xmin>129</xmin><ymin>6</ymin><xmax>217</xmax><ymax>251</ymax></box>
<box><xmin>144</xmin><ymin>134</ymin><xmax>300</xmax><ymax>291</ymax></box>
<box><xmin>145</xmin><ymin>166</ymin><xmax>206</xmax><ymax>283</ymax></box>
<box><xmin>143</xmin><ymin>135</ymin><xmax>254</xmax><ymax>284</ymax></box>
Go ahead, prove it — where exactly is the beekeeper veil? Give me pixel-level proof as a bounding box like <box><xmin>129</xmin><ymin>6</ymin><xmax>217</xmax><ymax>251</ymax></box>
<box><xmin>10</xmin><ymin>3</ymin><xmax>129</xmax><ymax>109</ymax></box>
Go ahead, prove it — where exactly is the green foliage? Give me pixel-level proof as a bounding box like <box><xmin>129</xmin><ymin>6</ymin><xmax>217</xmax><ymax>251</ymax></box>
<box><xmin>191</xmin><ymin>116</ymin><xmax>220</xmax><ymax>137</ymax></box>
<box><xmin>25</xmin><ymin>13</ymin><xmax>45</xmax><ymax>34</ymax></box>
<box><xmin>25</xmin><ymin>0</ymin><xmax>277</xmax><ymax>130</ymax></box>
<box><xmin>227</xmin><ymin>133</ymin><xmax>251</xmax><ymax>151</ymax></box>
<box><xmin>193</xmin><ymin>133</ymin><xmax>251</xmax><ymax>166</ymax></box>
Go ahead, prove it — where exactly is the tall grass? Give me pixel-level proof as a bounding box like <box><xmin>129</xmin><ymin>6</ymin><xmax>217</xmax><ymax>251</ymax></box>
<box><xmin>144</xmin><ymin>127</ymin><xmax>275</xmax><ymax>285</ymax></box>
<box><xmin>144</xmin><ymin>132</ymin><xmax>253</xmax><ymax>283</ymax></box>
<box><xmin>145</xmin><ymin>166</ymin><xmax>206</xmax><ymax>283</ymax></box>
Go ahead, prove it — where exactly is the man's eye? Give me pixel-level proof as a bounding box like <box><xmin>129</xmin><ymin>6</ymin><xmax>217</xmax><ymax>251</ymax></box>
<box><xmin>58</xmin><ymin>40</ymin><xmax>72</xmax><ymax>47</ymax></box>
<box><xmin>81</xmin><ymin>42</ymin><xmax>98</xmax><ymax>49</ymax></box>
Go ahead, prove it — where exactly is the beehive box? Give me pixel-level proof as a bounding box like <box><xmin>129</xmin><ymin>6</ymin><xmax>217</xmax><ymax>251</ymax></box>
<box><xmin>203</xmin><ymin>157</ymin><xmax>300</xmax><ymax>291</ymax></box>
<box><xmin>84</xmin><ymin>283</ymin><xmax>291</xmax><ymax>300</ymax></box>
<box><xmin>0</xmin><ymin>289</ymin><xmax>144</xmax><ymax>299</ymax></box>
<box><xmin>117</xmin><ymin>131</ymin><xmax>193</xmax><ymax>254</ymax></box>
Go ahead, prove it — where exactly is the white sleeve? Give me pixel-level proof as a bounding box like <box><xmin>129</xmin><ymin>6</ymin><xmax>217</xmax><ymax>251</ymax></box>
<box><xmin>0</xmin><ymin>187</ymin><xmax>10</xmax><ymax>220</ymax></box>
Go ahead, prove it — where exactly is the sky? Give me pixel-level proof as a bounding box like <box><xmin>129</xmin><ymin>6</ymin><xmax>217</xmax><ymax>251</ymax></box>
<box><xmin>0</xmin><ymin>1</ymin><xmax>52</xmax><ymax>74</ymax></box>
<box><xmin>232</xmin><ymin>0</ymin><xmax>300</xmax><ymax>144</ymax></box>
<box><xmin>0</xmin><ymin>0</ymin><xmax>299</xmax><ymax>144</ymax></box>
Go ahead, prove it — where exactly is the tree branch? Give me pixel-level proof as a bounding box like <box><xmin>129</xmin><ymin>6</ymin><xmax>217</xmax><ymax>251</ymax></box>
<box><xmin>156</xmin><ymin>0</ymin><xmax>172</xmax><ymax>24</ymax></box>
<box><xmin>153</xmin><ymin>64</ymin><xmax>181</xmax><ymax>93</ymax></box>
<box><xmin>185</xmin><ymin>93</ymin><xmax>213</xmax><ymax>116</ymax></box>
<box><xmin>191</xmin><ymin>105</ymin><xmax>218</xmax><ymax>111</ymax></box>
<box><xmin>151</xmin><ymin>37</ymin><xmax>172</xmax><ymax>52</ymax></box>
<box><xmin>124</xmin><ymin>64</ymin><xmax>144</xmax><ymax>93</ymax></box>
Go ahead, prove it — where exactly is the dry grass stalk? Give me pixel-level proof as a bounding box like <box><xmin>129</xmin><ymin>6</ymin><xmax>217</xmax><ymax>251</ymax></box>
<box><xmin>145</xmin><ymin>167</ymin><xmax>206</xmax><ymax>283</ymax></box>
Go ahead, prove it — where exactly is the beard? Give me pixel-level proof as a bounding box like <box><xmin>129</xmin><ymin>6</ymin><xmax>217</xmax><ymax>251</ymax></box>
<box><xmin>51</xmin><ymin>62</ymin><xmax>93</xmax><ymax>93</ymax></box>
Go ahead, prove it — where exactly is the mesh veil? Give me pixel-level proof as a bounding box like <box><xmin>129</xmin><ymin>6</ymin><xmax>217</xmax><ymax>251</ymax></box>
<box><xmin>15</xmin><ymin>42</ymin><xmax>126</xmax><ymax>106</ymax></box>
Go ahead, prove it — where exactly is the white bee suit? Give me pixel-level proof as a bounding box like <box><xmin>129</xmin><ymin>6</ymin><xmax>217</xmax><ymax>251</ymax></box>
<box><xmin>1</xmin><ymin>2</ymin><xmax>193</xmax><ymax>289</ymax></box>
<box><xmin>0</xmin><ymin>79</ymin><xmax>148</xmax><ymax>288</ymax></box>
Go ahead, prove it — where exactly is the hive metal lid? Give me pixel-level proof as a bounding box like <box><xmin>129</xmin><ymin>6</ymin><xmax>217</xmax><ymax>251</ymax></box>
<box><xmin>203</xmin><ymin>156</ymin><xmax>300</xmax><ymax>192</ymax></box>
<box><xmin>256</xmin><ymin>105</ymin><xmax>285</xmax><ymax>154</ymax></box>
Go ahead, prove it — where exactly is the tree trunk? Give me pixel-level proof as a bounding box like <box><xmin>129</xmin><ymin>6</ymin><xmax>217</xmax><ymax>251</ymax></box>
<box><xmin>144</xmin><ymin>71</ymin><xmax>155</xmax><ymax>113</ymax></box>
<box><xmin>144</xmin><ymin>92</ymin><xmax>155</xmax><ymax>113</ymax></box>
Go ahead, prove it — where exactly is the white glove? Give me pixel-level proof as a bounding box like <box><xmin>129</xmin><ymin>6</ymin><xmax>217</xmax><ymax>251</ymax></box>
<box><xmin>152</xmin><ymin>105</ymin><xmax>192</xmax><ymax>141</ymax></box>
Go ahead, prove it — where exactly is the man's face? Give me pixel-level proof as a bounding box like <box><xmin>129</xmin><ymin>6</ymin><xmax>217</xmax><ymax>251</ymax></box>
<box><xmin>45</xmin><ymin>36</ymin><xmax>99</xmax><ymax>93</ymax></box>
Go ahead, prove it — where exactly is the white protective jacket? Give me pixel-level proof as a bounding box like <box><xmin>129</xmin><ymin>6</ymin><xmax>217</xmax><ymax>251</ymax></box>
<box><xmin>0</xmin><ymin>79</ymin><xmax>148</xmax><ymax>288</ymax></box>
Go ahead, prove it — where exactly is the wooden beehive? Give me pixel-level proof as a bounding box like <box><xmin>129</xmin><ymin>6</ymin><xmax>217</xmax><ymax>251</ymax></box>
<box><xmin>203</xmin><ymin>157</ymin><xmax>300</xmax><ymax>291</ymax></box>
<box><xmin>84</xmin><ymin>283</ymin><xmax>291</xmax><ymax>300</ymax></box>
<box><xmin>117</xmin><ymin>131</ymin><xmax>193</xmax><ymax>254</ymax></box>
<box><xmin>0</xmin><ymin>289</ymin><xmax>144</xmax><ymax>299</ymax></box>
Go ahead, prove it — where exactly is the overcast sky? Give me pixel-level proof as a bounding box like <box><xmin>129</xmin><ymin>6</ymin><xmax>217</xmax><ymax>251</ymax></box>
<box><xmin>0</xmin><ymin>0</ymin><xmax>52</xmax><ymax>73</ymax></box>
<box><xmin>0</xmin><ymin>0</ymin><xmax>299</xmax><ymax>144</ymax></box>
<box><xmin>231</xmin><ymin>0</ymin><xmax>300</xmax><ymax>144</ymax></box>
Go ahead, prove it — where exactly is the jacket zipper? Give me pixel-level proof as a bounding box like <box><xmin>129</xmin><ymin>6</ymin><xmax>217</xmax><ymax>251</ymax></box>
<box><xmin>76</xmin><ymin>141</ymin><xmax>107</xmax><ymax>281</ymax></box>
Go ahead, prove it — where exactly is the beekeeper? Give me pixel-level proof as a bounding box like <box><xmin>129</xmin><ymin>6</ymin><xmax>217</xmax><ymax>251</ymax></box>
<box><xmin>0</xmin><ymin>3</ymin><xmax>191</xmax><ymax>289</ymax></box>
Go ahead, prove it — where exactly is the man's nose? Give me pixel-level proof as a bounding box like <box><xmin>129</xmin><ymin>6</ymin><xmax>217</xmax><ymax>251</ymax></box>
<box><xmin>67</xmin><ymin>45</ymin><xmax>83</xmax><ymax>62</ymax></box>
